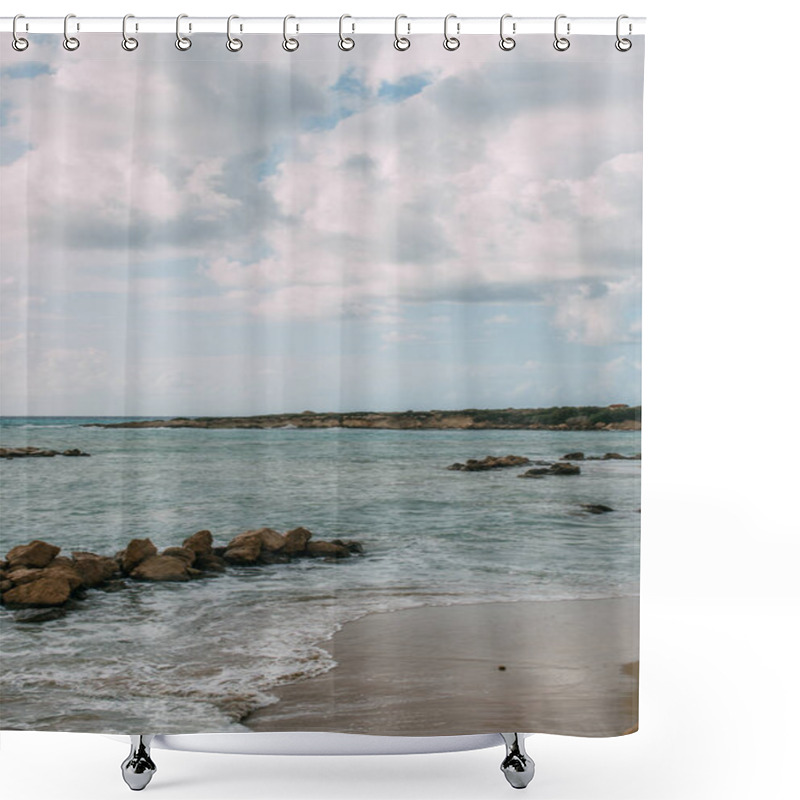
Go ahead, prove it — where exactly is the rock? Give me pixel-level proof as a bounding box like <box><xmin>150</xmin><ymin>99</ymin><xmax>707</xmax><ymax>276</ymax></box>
<box><xmin>562</xmin><ymin>452</ymin><xmax>585</xmax><ymax>461</ymax></box>
<box><xmin>447</xmin><ymin>455</ymin><xmax>531</xmax><ymax>472</ymax></box>
<box><xmin>257</xmin><ymin>528</ymin><xmax>287</xmax><ymax>553</ymax></box>
<box><xmin>162</xmin><ymin>546</ymin><xmax>196</xmax><ymax>565</ymax></box>
<box><xmin>2</xmin><ymin>576</ymin><xmax>72</xmax><ymax>607</ymax></box>
<box><xmin>182</xmin><ymin>530</ymin><xmax>214</xmax><ymax>556</ymax></box>
<box><xmin>580</xmin><ymin>504</ymin><xmax>615</xmax><ymax>514</ymax></box>
<box><xmin>223</xmin><ymin>531</ymin><xmax>265</xmax><ymax>564</ymax></box>
<box><xmin>548</xmin><ymin>462</ymin><xmax>581</xmax><ymax>475</ymax></box>
<box><xmin>0</xmin><ymin>579</ymin><xmax>13</xmax><ymax>593</ymax></box>
<box><xmin>6</xmin><ymin>567</ymin><xmax>44</xmax><ymax>585</ymax></box>
<box><xmin>259</xmin><ymin>551</ymin><xmax>291</xmax><ymax>565</ymax></box>
<box><xmin>61</xmin><ymin>449</ymin><xmax>90</xmax><ymax>456</ymax></box>
<box><xmin>0</xmin><ymin>446</ymin><xmax>89</xmax><ymax>458</ymax></box>
<box><xmin>519</xmin><ymin>462</ymin><xmax>581</xmax><ymax>478</ymax></box>
<box><xmin>41</xmin><ymin>562</ymin><xmax>84</xmax><ymax>591</ymax></box>
<box><xmin>193</xmin><ymin>552</ymin><xmax>227</xmax><ymax>572</ymax></box>
<box><xmin>13</xmin><ymin>607</ymin><xmax>68</xmax><ymax>623</ymax></box>
<box><xmin>283</xmin><ymin>527</ymin><xmax>313</xmax><ymax>555</ymax></box>
<box><xmin>305</xmin><ymin>541</ymin><xmax>351</xmax><ymax>559</ymax></box>
<box><xmin>129</xmin><ymin>555</ymin><xmax>193</xmax><ymax>582</ymax></box>
<box><xmin>6</xmin><ymin>540</ymin><xmax>61</xmax><ymax>569</ymax></box>
<box><xmin>331</xmin><ymin>539</ymin><xmax>365</xmax><ymax>555</ymax></box>
<box><xmin>120</xmin><ymin>538</ymin><xmax>158</xmax><ymax>574</ymax></box>
<box><xmin>71</xmin><ymin>552</ymin><xmax>119</xmax><ymax>587</ymax></box>
<box><xmin>518</xmin><ymin>468</ymin><xmax>550</xmax><ymax>478</ymax></box>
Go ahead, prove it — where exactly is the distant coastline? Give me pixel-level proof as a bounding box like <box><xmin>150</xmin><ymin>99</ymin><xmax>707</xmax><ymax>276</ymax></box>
<box><xmin>83</xmin><ymin>405</ymin><xmax>641</xmax><ymax>431</ymax></box>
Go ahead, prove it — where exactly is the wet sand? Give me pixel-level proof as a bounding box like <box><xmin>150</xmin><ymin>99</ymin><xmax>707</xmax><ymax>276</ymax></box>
<box><xmin>243</xmin><ymin>597</ymin><xmax>639</xmax><ymax>737</ymax></box>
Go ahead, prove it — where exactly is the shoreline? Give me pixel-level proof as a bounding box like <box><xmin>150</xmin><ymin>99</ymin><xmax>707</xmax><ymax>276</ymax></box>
<box><xmin>80</xmin><ymin>406</ymin><xmax>641</xmax><ymax>431</ymax></box>
<box><xmin>242</xmin><ymin>597</ymin><xmax>639</xmax><ymax>737</ymax></box>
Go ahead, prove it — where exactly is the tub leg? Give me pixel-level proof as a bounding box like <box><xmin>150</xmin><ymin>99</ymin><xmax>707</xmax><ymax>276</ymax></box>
<box><xmin>121</xmin><ymin>735</ymin><xmax>157</xmax><ymax>791</ymax></box>
<box><xmin>500</xmin><ymin>733</ymin><xmax>535</xmax><ymax>789</ymax></box>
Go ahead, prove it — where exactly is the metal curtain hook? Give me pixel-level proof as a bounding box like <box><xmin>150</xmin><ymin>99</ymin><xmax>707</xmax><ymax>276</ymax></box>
<box><xmin>226</xmin><ymin>14</ymin><xmax>243</xmax><ymax>51</ymax></box>
<box><xmin>499</xmin><ymin>13</ymin><xmax>516</xmax><ymax>51</ymax></box>
<box><xmin>12</xmin><ymin>14</ymin><xmax>29</xmax><ymax>51</ymax></box>
<box><xmin>175</xmin><ymin>14</ymin><xmax>192</xmax><ymax>50</ymax></box>
<box><xmin>615</xmin><ymin>14</ymin><xmax>632</xmax><ymax>51</ymax></box>
<box><xmin>338</xmin><ymin>14</ymin><xmax>355</xmax><ymax>51</ymax></box>
<box><xmin>443</xmin><ymin>13</ymin><xmax>460</xmax><ymax>51</ymax></box>
<box><xmin>63</xmin><ymin>13</ymin><xmax>80</xmax><ymax>51</ymax></box>
<box><xmin>282</xmin><ymin>15</ymin><xmax>299</xmax><ymax>51</ymax></box>
<box><xmin>122</xmin><ymin>14</ymin><xmax>138</xmax><ymax>51</ymax></box>
<box><xmin>553</xmin><ymin>14</ymin><xmax>570</xmax><ymax>52</ymax></box>
<box><xmin>394</xmin><ymin>14</ymin><xmax>410</xmax><ymax>51</ymax></box>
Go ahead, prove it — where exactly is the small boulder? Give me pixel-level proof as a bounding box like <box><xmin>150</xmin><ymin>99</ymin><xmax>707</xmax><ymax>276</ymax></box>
<box><xmin>129</xmin><ymin>555</ymin><xmax>192</xmax><ymax>582</ymax></box>
<box><xmin>2</xmin><ymin>576</ymin><xmax>73</xmax><ymax>607</ymax></box>
<box><xmin>6</xmin><ymin>567</ymin><xmax>44</xmax><ymax>586</ymax></box>
<box><xmin>193</xmin><ymin>552</ymin><xmax>227</xmax><ymax>572</ymax></box>
<box><xmin>258</xmin><ymin>528</ymin><xmax>287</xmax><ymax>553</ymax></box>
<box><xmin>223</xmin><ymin>531</ymin><xmax>264</xmax><ymax>564</ymax></box>
<box><xmin>182</xmin><ymin>530</ymin><xmax>214</xmax><ymax>556</ymax></box>
<box><xmin>71</xmin><ymin>552</ymin><xmax>119</xmax><ymax>587</ymax></box>
<box><xmin>284</xmin><ymin>527</ymin><xmax>313</xmax><ymax>555</ymax></box>
<box><xmin>13</xmin><ymin>607</ymin><xmax>68</xmax><ymax>623</ymax></box>
<box><xmin>162</xmin><ymin>546</ymin><xmax>196</xmax><ymax>565</ymax></box>
<box><xmin>41</xmin><ymin>561</ymin><xmax>84</xmax><ymax>591</ymax></box>
<box><xmin>120</xmin><ymin>538</ymin><xmax>158</xmax><ymax>574</ymax></box>
<box><xmin>519</xmin><ymin>467</ymin><xmax>550</xmax><ymax>478</ymax></box>
<box><xmin>6</xmin><ymin>540</ymin><xmax>61</xmax><ymax>569</ymax></box>
<box><xmin>447</xmin><ymin>455</ymin><xmax>531</xmax><ymax>472</ymax></box>
<box><xmin>61</xmin><ymin>449</ymin><xmax>90</xmax><ymax>457</ymax></box>
<box><xmin>305</xmin><ymin>541</ymin><xmax>351</xmax><ymax>559</ymax></box>
<box><xmin>562</xmin><ymin>452</ymin><xmax>585</xmax><ymax>461</ymax></box>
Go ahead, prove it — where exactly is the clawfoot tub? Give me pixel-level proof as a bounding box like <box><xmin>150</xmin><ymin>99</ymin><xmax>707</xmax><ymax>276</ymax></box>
<box><xmin>113</xmin><ymin>731</ymin><xmax>535</xmax><ymax>791</ymax></box>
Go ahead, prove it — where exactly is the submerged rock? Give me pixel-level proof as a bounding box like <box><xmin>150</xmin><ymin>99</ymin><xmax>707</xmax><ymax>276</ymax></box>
<box><xmin>562</xmin><ymin>452</ymin><xmax>585</xmax><ymax>461</ymax></box>
<box><xmin>305</xmin><ymin>541</ymin><xmax>351</xmax><ymax>559</ymax></box>
<box><xmin>5</xmin><ymin>540</ymin><xmax>61</xmax><ymax>569</ymax></box>
<box><xmin>0</xmin><ymin>446</ymin><xmax>89</xmax><ymax>459</ymax></box>
<box><xmin>447</xmin><ymin>455</ymin><xmax>531</xmax><ymax>472</ymax></box>
<box><xmin>13</xmin><ymin>607</ymin><xmax>68</xmax><ymax>623</ymax></box>
<box><xmin>519</xmin><ymin>462</ymin><xmax>581</xmax><ymax>477</ymax></box>
<box><xmin>580</xmin><ymin>504</ymin><xmax>615</xmax><ymax>514</ymax></box>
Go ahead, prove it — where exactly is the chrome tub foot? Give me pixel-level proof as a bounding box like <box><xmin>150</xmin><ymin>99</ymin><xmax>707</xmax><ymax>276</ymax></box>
<box><xmin>121</xmin><ymin>735</ymin><xmax>157</xmax><ymax>791</ymax></box>
<box><xmin>500</xmin><ymin>733</ymin><xmax>535</xmax><ymax>789</ymax></box>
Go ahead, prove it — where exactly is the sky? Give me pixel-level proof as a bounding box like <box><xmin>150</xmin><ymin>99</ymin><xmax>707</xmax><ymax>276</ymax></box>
<box><xmin>0</xmin><ymin>33</ymin><xmax>643</xmax><ymax>417</ymax></box>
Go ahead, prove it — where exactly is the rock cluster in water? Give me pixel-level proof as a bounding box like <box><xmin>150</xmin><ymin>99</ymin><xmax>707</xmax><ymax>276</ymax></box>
<box><xmin>1</xmin><ymin>447</ymin><xmax>90</xmax><ymax>459</ymax></box>
<box><xmin>447</xmin><ymin>455</ymin><xmax>531</xmax><ymax>471</ymax></box>
<box><xmin>0</xmin><ymin>528</ymin><xmax>364</xmax><ymax>621</ymax></box>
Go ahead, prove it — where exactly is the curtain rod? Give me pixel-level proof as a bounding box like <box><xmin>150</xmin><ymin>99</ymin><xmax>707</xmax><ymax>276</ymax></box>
<box><xmin>0</xmin><ymin>16</ymin><xmax>645</xmax><ymax>36</ymax></box>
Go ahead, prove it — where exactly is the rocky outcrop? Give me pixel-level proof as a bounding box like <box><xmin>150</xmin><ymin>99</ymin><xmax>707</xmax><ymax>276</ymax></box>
<box><xmin>584</xmin><ymin>453</ymin><xmax>641</xmax><ymax>460</ymax></box>
<box><xmin>519</xmin><ymin>462</ymin><xmax>581</xmax><ymax>478</ymax></box>
<box><xmin>1</xmin><ymin>447</ymin><xmax>90</xmax><ymax>459</ymax></box>
<box><xmin>1</xmin><ymin>526</ymin><xmax>365</xmax><ymax>618</ymax></box>
<box><xmin>448</xmin><ymin>455</ymin><xmax>531</xmax><ymax>472</ymax></box>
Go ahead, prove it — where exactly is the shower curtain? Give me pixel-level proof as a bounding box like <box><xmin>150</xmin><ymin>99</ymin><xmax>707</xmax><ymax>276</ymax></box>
<box><xmin>0</xmin><ymin>29</ymin><xmax>643</xmax><ymax>738</ymax></box>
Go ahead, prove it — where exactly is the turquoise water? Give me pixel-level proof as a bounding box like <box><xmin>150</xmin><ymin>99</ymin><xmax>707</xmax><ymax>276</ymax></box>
<box><xmin>0</xmin><ymin>417</ymin><xmax>640</xmax><ymax>733</ymax></box>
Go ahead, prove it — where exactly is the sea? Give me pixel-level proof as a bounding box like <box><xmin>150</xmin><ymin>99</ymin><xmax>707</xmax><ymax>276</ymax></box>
<box><xmin>0</xmin><ymin>417</ymin><xmax>640</xmax><ymax>733</ymax></box>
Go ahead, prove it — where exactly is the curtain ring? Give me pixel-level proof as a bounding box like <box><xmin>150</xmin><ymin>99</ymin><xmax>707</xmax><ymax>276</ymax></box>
<box><xmin>226</xmin><ymin>15</ymin><xmax>243</xmax><ymax>52</ymax></box>
<box><xmin>122</xmin><ymin>14</ymin><xmax>138</xmax><ymax>51</ymax></box>
<box><xmin>394</xmin><ymin>14</ymin><xmax>410</xmax><ymax>51</ymax></box>
<box><xmin>338</xmin><ymin>14</ymin><xmax>355</xmax><ymax>51</ymax></box>
<box><xmin>615</xmin><ymin>15</ymin><xmax>632</xmax><ymax>51</ymax></box>
<box><xmin>175</xmin><ymin>14</ymin><xmax>192</xmax><ymax>50</ymax></box>
<box><xmin>499</xmin><ymin>14</ymin><xmax>515</xmax><ymax>51</ymax></box>
<box><xmin>553</xmin><ymin>14</ymin><xmax>570</xmax><ymax>52</ymax></box>
<box><xmin>282</xmin><ymin>15</ymin><xmax>299</xmax><ymax>51</ymax></box>
<box><xmin>12</xmin><ymin>14</ymin><xmax>29</xmax><ymax>51</ymax></box>
<box><xmin>443</xmin><ymin>14</ymin><xmax>460</xmax><ymax>51</ymax></box>
<box><xmin>63</xmin><ymin>13</ymin><xmax>80</xmax><ymax>51</ymax></box>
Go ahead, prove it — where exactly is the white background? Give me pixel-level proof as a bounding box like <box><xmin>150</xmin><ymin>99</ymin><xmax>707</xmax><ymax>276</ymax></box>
<box><xmin>1</xmin><ymin>1</ymin><xmax>798</xmax><ymax>798</ymax></box>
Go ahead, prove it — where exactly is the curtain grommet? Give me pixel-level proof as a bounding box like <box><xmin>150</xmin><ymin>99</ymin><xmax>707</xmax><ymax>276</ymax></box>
<box><xmin>121</xmin><ymin>14</ymin><xmax>139</xmax><ymax>51</ymax></box>
<box><xmin>443</xmin><ymin>14</ymin><xmax>460</xmax><ymax>51</ymax></box>
<box><xmin>63</xmin><ymin>13</ymin><xmax>80</xmax><ymax>51</ymax></box>
<box><xmin>615</xmin><ymin>15</ymin><xmax>632</xmax><ymax>51</ymax></box>
<box><xmin>226</xmin><ymin>15</ymin><xmax>243</xmax><ymax>52</ymax></box>
<box><xmin>553</xmin><ymin>15</ymin><xmax>570</xmax><ymax>52</ymax></box>
<box><xmin>175</xmin><ymin>14</ymin><xmax>192</xmax><ymax>51</ymax></box>
<box><xmin>499</xmin><ymin>14</ymin><xmax>516</xmax><ymax>51</ymax></box>
<box><xmin>394</xmin><ymin>14</ymin><xmax>410</xmax><ymax>51</ymax></box>
<box><xmin>282</xmin><ymin>15</ymin><xmax>299</xmax><ymax>52</ymax></box>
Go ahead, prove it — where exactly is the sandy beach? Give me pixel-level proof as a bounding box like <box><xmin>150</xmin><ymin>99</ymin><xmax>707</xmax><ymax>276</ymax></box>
<box><xmin>243</xmin><ymin>597</ymin><xmax>639</xmax><ymax>737</ymax></box>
